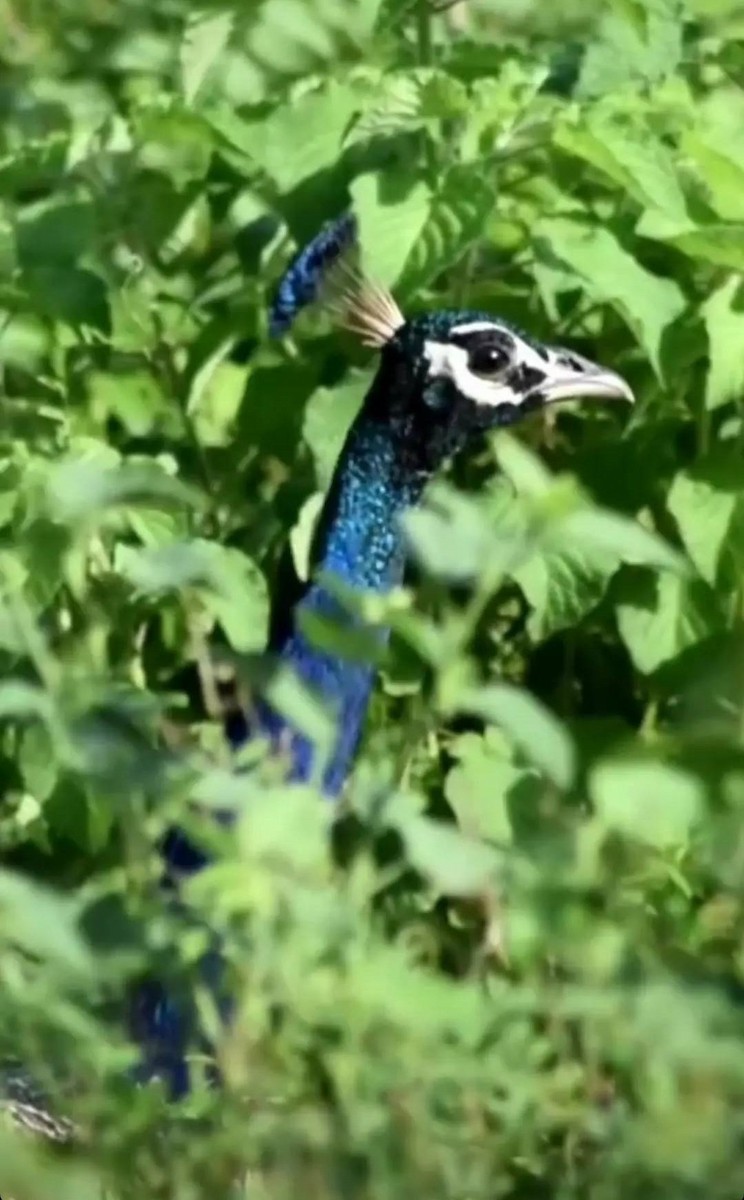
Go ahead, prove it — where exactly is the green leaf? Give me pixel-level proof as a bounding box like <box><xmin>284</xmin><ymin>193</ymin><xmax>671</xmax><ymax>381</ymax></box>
<box><xmin>303</xmin><ymin>372</ymin><xmax>368</xmax><ymax>491</ymax></box>
<box><xmin>200</xmin><ymin>546</ymin><xmax>270</xmax><ymax>654</ymax></box>
<box><xmin>577</xmin><ymin>0</ymin><xmax>683</xmax><ymax>98</ymax></box>
<box><xmin>47</xmin><ymin>455</ymin><xmax>199</xmax><ymax>524</ymax></box>
<box><xmin>549</xmin><ymin>508</ymin><xmax>688</xmax><ymax>574</ymax></box>
<box><xmin>180</xmin><ymin>8</ymin><xmax>234</xmax><ymax>105</ymax></box>
<box><xmin>0</xmin><ymin>868</ymin><xmax>92</xmax><ymax>975</ymax></box>
<box><xmin>398</xmin><ymin>165</ymin><xmax>495</xmax><ymax>298</ymax></box>
<box><xmin>445</xmin><ymin>729</ymin><xmax>540</xmax><ymax>845</ymax></box>
<box><xmin>395</xmin><ymin>812</ymin><xmax>501</xmax><ymax>897</ymax></box>
<box><xmin>259</xmin><ymin>661</ymin><xmax>336</xmax><ymax>763</ymax></box>
<box><xmin>667</xmin><ymin>467</ymin><xmax>738</xmax><ymax>585</ymax></box>
<box><xmin>16</xmin><ymin>196</ymin><xmax>94</xmax><ymax>268</ymax></box>
<box><xmin>702</xmin><ymin>276</ymin><xmax>744</xmax><ymax>411</ymax></box>
<box><xmin>245</xmin><ymin>0</ymin><xmax>381</xmax><ymax>81</ymax></box>
<box><xmin>493</xmin><ymin>433</ymin><xmax>553</xmax><ymax>498</ymax></box>
<box><xmin>534</xmin><ymin>217</ymin><xmax>685</xmax><ymax>377</ymax></box>
<box><xmin>236</xmin><ymin>783</ymin><xmax>331</xmax><ymax>875</ymax></box>
<box><xmin>402</xmin><ymin>484</ymin><xmax>506</xmax><ymax>584</ymax></box>
<box><xmin>460</xmin><ymin>683</ymin><xmax>576</xmax><ymax>790</ymax></box>
<box><xmin>555</xmin><ymin>114</ymin><xmax>687</xmax><ymax>218</ymax></box>
<box><xmin>210</xmin><ymin>80</ymin><xmax>359</xmax><ymax>193</ymax></box>
<box><xmin>0</xmin><ymin>133</ymin><xmax>69</xmax><ymax>198</ymax></box>
<box><xmin>683</xmin><ymin>133</ymin><xmax>744</xmax><ymax>222</ymax></box>
<box><xmin>289</xmin><ymin>492</ymin><xmax>324</xmax><ymax>583</ymax></box>
<box><xmin>636</xmin><ymin>209</ymin><xmax>744</xmax><ymax>272</ymax></box>
<box><xmin>0</xmin><ymin>681</ymin><xmax>53</xmax><ymax>724</ymax></box>
<box><xmin>25</xmin><ymin>265</ymin><xmax>110</xmax><ymax>334</ymax></box>
<box><xmin>116</xmin><ymin>539</ymin><xmax>269</xmax><ymax>653</ymax></box>
<box><xmin>616</xmin><ymin>571</ymin><xmax>724</xmax><ymax>674</ymax></box>
<box><xmin>0</xmin><ymin>1126</ymin><xmax>105</xmax><ymax>1200</ymax></box>
<box><xmin>345</xmin><ymin>68</ymin><xmax>469</xmax><ymax>145</ymax></box>
<box><xmin>351</xmin><ymin>169</ymin><xmax>431</xmax><ymax>288</ymax></box>
<box><xmin>188</xmin><ymin>357</ymin><xmax>246</xmax><ymax>448</ymax></box>
<box><xmin>89</xmin><ymin>369</ymin><xmax>173</xmax><ymax>437</ymax></box>
<box><xmin>19</xmin><ymin>725</ymin><xmax>58</xmax><ymax>803</ymax></box>
<box><xmin>513</xmin><ymin>546</ymin><xmax>615</xmax><ymax>640</ymax></box>
<box><xmin>591</xmin><ymin>758</ymin><xmax>704</xmax><ymax>848</ymax></box>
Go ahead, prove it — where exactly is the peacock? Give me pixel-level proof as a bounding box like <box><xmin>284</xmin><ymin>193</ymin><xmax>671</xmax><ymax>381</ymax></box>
<box><xmin>2</xmin><ymin>211</ymin><xmax>633</xmax><ymax>1141</ymax></box>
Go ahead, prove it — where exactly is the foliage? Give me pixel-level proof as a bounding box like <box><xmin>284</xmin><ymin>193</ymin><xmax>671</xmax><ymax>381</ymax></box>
<box><xmin>1</xmin><ymin>0</ymin><xmax>744</xmax><ymax>1196</ymax></box>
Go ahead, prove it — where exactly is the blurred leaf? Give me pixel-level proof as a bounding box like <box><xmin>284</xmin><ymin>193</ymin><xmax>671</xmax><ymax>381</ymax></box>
<box><xmin>245</xmin><ymin>0</ymin><xmax>382</xmax><ymax>80</ymax></box>
<box><xmin>403</xmin><ymin>484</ymin><xmax>509</xmax><ymax>584</ymax></box>
<box><xmin>116</xmin><ymin>539</ymin><xmax>269</xmax><ymax>652</ymax></box>
<box><xmin>303</xmin><ymin>372</ymin><xmax>368</xmax><ymax>490</ymax></box>
<box><xmin>577</xmin><ymin>0</ymin><xmax>683</xmax><ymax>97</ymax></box>
<box><xmin>180</xmin><ymin>8</ymin><xmax>234</xmax><ymax>105</ymax></box>
<box><xmin>0</xmin><ymin>681</ymin><xmax>53</xmax><ymax>724</ymax></box>
<box><xmin>211</xmin><ymin>80</ymin><xmax>359</xmax><ymax>192</ymax></box>
<box><xmin>636</xmin><ymin>208</ymin><xmax>744</xmax><ymax>271</ymax></box>
<box><xmin>0</xmin><ymin>869</ymin><xmax>91</xmax><ymax>975</ymax></box>
<box><xmin>395</xmin><ymin>811</ymin><xmax>501</xmax><ymax>897</ymax></box>
<box><xmin>48</xmin><ymin>456</ymin><xmax>200</xmax><ymax>524</ymax></box>
<box><xmin>445</xmin><ymin>730</ymin><xmax>538</xmax><ymax>844</ymax></box>
<box><xmin>185</xmin><ymin>333</ymin><xmax>246</xmax><ymax>447</ymax></box>
<box><xmin>550</xmin><ymin>508</ymin><xmax>688</xmax><ymax>574</ymax></box>
<box><xmin>591</xmin><ymin>758</ymin><xmax>704</xmax><ymax>847</ymax></box>
<box><xmin>0</xmin><ymin>1125</ymin><xmax>104</xmax><ymax>1200</ymax></box>
<box><xmin>494</xmin><ymin>432</ymin><xmax>553</xmax><ymax>498</ymax></box>
<box><xmin>25</xmin><ymin>266</ymin><xmax>109</xmax><ymax>333</ymax></box>
<box><xmin>89</xmin><ymin>368</ymin><xmax>172</xmax><ymax>437</ymax></box>
<box><xmin>460</xmin><ymin>683</ymin><xmax>576</xmax><ymax>790</ymax></box>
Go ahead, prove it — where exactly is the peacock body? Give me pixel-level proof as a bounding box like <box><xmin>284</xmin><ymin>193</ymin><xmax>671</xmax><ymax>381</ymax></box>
<box><xmin>3</xmin><ymin>212</ymin><xmax>633</xmax><ymax>1133</ymax></box>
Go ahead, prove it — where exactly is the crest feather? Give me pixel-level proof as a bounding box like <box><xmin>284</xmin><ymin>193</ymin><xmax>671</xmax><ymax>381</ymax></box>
<box><xmin>269</xmin><ymin>211</ymin><xmax>404</xmax><ymax>348</ymax></box>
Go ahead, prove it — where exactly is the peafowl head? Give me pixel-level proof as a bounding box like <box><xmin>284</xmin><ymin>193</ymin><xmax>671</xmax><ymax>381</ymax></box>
<box><xmin>270</xmin><ymin>213</ymin><xmax>633</xmax><ymax>469</ymax></box>
<box><xmin>379</xmin><ymin>308</ymin><xmax>633</xmax><ymax>444</ymax></box>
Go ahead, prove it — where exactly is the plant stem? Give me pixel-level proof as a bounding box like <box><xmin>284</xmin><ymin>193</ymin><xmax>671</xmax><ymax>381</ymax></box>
<box><xmin>415</xmin><ymin>0</ymin><xmax>433</xmax><ymax>64</ymax></box>
<box><xmin>415</xmin><ymin>0</ymin><xmax>438</xmax><ymax>182</ymax></box>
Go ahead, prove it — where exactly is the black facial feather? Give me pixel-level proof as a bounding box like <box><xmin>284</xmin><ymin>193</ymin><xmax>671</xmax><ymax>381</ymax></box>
<box><xmin>504</xmin><ymin>363</ymin><xmax>547</xmax><ymax>393</ymax></box>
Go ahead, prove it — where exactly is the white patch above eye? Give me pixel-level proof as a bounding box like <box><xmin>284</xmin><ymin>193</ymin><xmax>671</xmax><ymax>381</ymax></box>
<box><xmin>449</xmin><ymin>320</ymin><xmax>504</xmax><ymax>337</ymax></box>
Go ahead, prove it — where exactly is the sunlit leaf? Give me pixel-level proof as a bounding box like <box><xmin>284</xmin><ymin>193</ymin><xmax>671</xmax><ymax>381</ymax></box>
<box><xmin>180</xmin><ymin>8</ymin><xmax>234</xmax><ymax>105</ymax></box>
<box><xmin>591</xmin><ymin>758</ymin><xmax>704</xmax><ymax>848</ymax></box>
<box><xmin>616</xmin><ymin>571</ymin><xmax>724</xmax><ymax>673</ymax></box>
<box><xmin>534</xmin><ymin>217</ymin><xmax>685</xmax><ymax>376</ymax></box>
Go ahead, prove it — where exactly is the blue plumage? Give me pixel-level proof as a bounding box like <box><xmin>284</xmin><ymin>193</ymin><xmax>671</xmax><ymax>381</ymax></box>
<box><xmin>255</xmin><ymin>415</ymin><xmax>423</xmax><ymax>794</ymax></box>
<box><xmin>269</xmin><ymin>211</ymin><xmax>358</xmax><ymax>336</ymax></box>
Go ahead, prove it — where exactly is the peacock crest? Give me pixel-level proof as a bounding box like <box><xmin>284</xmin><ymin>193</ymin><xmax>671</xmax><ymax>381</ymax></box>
<box><xmin>268</xmin><ymin>211</ymin><xmax>404</xmax><ymax>348</ymax></box>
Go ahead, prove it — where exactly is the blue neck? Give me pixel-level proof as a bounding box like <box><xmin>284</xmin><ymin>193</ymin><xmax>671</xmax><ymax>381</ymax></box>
<box><xmin>255</xmin><ymin>412</ymin><xmax>424</xmax><ymax>795</ymax></box>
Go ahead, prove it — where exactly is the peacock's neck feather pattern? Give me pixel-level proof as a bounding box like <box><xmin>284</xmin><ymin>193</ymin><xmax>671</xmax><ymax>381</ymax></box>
<box><xmin>256</xmin><ymin>408</ymin><xmax>427</xmax><ymax>794</ymax></box>
<box><xmin>253</xmin><ymin>333</ymin><xmax>498</xmax><ymax>795</ymax></box>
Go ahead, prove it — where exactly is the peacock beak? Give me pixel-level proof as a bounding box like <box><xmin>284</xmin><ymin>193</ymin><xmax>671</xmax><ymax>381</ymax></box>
<box><xmin>533</xmin><ymin>349</ymin><xmax>635</xmax><ymax>406</ymax></box>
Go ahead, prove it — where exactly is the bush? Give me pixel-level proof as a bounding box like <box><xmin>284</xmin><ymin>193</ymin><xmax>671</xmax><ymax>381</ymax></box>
<box><xmin>1</xmin><ymin>1</ymin><xmax>744</xmax><ymax>1196</ymax></box>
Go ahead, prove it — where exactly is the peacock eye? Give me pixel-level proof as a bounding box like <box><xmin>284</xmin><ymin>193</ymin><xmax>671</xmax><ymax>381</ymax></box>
<box><xmin>467</xmin><ymin>343</ymin><xmax>512</xmax><ymax>379</ymax></box>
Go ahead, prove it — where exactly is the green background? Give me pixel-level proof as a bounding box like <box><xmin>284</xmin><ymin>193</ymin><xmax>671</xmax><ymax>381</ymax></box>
<box><xmin>2</xmin><ymin>0</ymin><xmax>744</xmax><ymax>1196</ymax></box>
